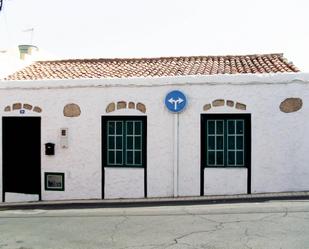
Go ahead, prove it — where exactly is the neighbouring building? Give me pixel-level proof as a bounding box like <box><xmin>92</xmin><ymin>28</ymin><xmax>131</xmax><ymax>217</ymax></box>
<box><xmin>0</xmin><ymin>53</ymin><xmax>308</xmax><ymax>203</ymax></box>
<box><xmin>0</xmin><ymin>44</ymin><xmax>50</xmax><ymax>79</ymax></box>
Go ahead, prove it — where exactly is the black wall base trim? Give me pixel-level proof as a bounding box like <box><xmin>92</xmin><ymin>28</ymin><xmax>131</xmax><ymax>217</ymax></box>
<box><xmin>2</xmin><ymin>194</ymin><xmax>309</xmax><ymax>210</ymax></box>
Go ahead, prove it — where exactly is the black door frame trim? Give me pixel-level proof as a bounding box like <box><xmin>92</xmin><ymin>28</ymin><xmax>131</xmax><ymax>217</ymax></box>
<box><xmin>2</xmin><ymin>116</ymin><xmax>42</xmax><ymax>202</ymax></box>
<box><xmin>200</xmin><ymin>113</ymin><xmax>251</xmax><ymax>196</ymax></box>
<box><xmin>101</xmin><ymin>115</ymin><xmax>147</xmax><ymax>199</ymax></box>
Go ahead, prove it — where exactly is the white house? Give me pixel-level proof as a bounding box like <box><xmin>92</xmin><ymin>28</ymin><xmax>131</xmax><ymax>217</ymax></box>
<box><xmin>0</xmin><ymin>53</ymin><xmax>308</xmax><ymax>203</ymax></box>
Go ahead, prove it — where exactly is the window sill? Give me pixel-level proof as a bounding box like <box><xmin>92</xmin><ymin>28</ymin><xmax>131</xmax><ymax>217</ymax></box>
<box><xmin>104</xmin><ymin>165</ymin><xmax>145</xmax><ymax>168</ymax></box>
<box><xmin>204</xmin><ymin>166</ymin><xmax>247</xmax><ymax>168</ymax></box>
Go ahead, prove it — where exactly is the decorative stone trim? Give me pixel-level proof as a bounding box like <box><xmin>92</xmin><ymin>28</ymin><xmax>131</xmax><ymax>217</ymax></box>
<box><xmin>4</xmin><ymin>103</ymin><xmax>42</xmax><ymax>113</ymax></box>
<box><xmin>12</xmin><ymin>103</ymin><xmax>22</xmax><ymax>110</ymax></box>
<box><xmin>4</xmin><ymin>106</ymin><xmax>11</xmax><ymax>112</ymax></box>
<box><xmin>203</xmin><ymin>104</ymin><xmax>212</xmax><ymax>111</ymax></box>
<box><xmin>212</xmin><ymin>99</ymin><xmax>225</xmax><ymax>107</ymax></box>
<box><xmin>279</xmin><ymin>98</ymin><xmax>302</xmax><ymax>113</ymax></box>
<box><xmin>33</xmin><ymin>106</ymin><xmax>42</xmax><ymax>113</ymax></box>
<box><xmin>106</xmin><ymin>103</ymin><xmax>115</xmax><ymax>113</ymax></box>
<box><xmin>23</xmin><ymin>103</ymin><xmax>33</xmax><ymax>110</ymax></box>
<box><xmin>106</xmin><ymin>101</ymin><xmax>146</xmax><ymax>113</ymax></box>
<box><xmin>136</xmin><ymin>103</ymin><xmax>146</xmax><ymax>113</ymax></box>
<box><xmin>63</xmin><ymin>103</ymin><xmax>81</xmax><ymax>117</ymax></box>
<box><xmin>235</xmin><ymin>102</ymin><xmax>246</xmax><ymax>110</ymax></box>
<box><xmin>226</xmin><ymin>100</ymin><xmax>234</xmax><ymax>107</ymax></box>
<box><xmin>117</xmin><ymin>101</ymin><xmax>127</xmax><ymax>110</ymax></box>
<box><xmin>128</xmin><ymin>102</ymin><xmax>135</xmax><ymax>109</ymax></box>
<box><xmin>203</xmin><ymin>99</ymin><xmax>247</xmax><ymax>111</ymax></box>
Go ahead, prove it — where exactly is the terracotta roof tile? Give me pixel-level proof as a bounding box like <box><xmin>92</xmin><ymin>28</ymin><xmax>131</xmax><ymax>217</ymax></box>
<box><xmin>4</xmin><ymin>53</ymin><xmax>299</xmax><ymax>80</ymax></box>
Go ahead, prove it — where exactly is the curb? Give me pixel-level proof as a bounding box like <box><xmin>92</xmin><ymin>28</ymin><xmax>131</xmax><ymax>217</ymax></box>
<box><xmin>1</xmin><ymin>191</ymin><xmax>309</xmax><ymax>210</ymax></box>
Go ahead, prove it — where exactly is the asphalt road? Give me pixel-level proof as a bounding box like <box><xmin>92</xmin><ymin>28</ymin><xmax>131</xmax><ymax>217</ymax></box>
<box><xmin>0</xmin><ymin>200</ymin><xmax>308</xmax><ymax>249</ymax></box>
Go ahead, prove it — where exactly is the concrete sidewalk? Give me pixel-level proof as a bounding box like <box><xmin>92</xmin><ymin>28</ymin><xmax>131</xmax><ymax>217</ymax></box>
<box><xmin>1</xmin><ymin>191</ymin><xmax>309</xmax><ymax>210</ymax></box>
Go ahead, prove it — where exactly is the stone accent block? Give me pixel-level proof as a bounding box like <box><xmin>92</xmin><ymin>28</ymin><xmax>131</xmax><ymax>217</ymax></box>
<box><xmin>12</xmin><ymin>103</ymin><xmax>22</xmax><ymax>110</ymax></box>
<box><xmin>63</xmin><ymin>103</ymin><xmax>80</xmax><ymax>117</ymax></box>
<box><xmin>136</xmin><ymin>103</ymin><xmax>146</xmax><ymax>113</ymax></box>
<box><xmin>106</xmin><ymin>102</ymin><xmax>115</xmax><ymax>113</ymax></box>
<box><xmin>128</xmin><ymin>102</ymin><xmax>135</xmax><ymax>109</ymax></box>
<box><xmin>235</xmin><ymin>102</ymin><xmax>246</xmax><ymax>110</ymax></box>
<box><xmin>4</xmin><ymin>106</ymin><xmax>11</xmax><ymax>112</ymax></box>
<box><xmin>212</xmin><ymin>99</ymin><xmax>224</xmax><ymax>107</ymax></box>
<box><xmin>23</xmin><ymin>103</ymin><xmax>33</xmax><ymax>110</ymax></box>
<box><xmin>117</xmin><ymin>101</ymin><xmax>127</xmax><ymax>110</ymax></box>
<box><xmin>226</xmin><ymin>100</ymin><xmax>234</xmax><ymax>107</ymax></box>
<box><xmin>280</xmin><ymin>98</ymin><xmax>302</xmax><ymax>113</ymax></box>
<box><xmin>203</xmin><ymin>104</ymin><xmax>212</xmax><ymax>111</ymax></box>
<box><xmin>33</xmin><ymin>106</ymin><xmax>42</xmax><ymax>113</ymax></box>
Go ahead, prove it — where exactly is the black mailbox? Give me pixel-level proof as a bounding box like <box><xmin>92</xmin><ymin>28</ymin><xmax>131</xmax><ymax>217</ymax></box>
<box><xmin>45</xmin><ymin>143</ymin><xmax>55</xmax><ymax>155</ymax></box>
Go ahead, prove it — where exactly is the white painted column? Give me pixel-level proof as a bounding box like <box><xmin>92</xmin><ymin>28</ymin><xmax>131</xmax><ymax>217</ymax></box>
<box><xmin>173</xmin><ymin>113</ymin><xmax>179</xmax><ymax>197</ymax></box>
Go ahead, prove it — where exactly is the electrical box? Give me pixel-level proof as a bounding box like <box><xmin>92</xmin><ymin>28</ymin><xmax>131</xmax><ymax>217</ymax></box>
<box><xmin>45</xmin><ymin>143</ymin><xmax>55</xmax><ymax>155</ymax></box>
<box><xmin>60</xmin><ymin>128</ymin><xmax>68</xmax><ymax>148</ymax></box>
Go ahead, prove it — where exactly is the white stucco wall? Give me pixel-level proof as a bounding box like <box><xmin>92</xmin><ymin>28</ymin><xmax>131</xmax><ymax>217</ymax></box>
<box><xmin>5</xmin><ymin>193</ymin><xmax>39</xmax><ymax>203</ymax></box>
<box><xmin>104</xmin><ymin>168</ymin><xmax>144</xmax><ymax>199</ymax></box>
<box><xmin>204</xmin><ymin>168</ymin><xmax>247</xmax><ymax>195</ymax></box>
<box><xmin>0</xmin><ymin>73</ymin><xmax>309</xmax><ymax>202</ymax></box>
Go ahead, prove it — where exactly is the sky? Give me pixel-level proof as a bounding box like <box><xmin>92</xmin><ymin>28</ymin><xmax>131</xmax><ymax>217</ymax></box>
<box><xmin>0</xmin><ymin>0</ymin><xmax>308</xmax><ymax>71</ymax></box>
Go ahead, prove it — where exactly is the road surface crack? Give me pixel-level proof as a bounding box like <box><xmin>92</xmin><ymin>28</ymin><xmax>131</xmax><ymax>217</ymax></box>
<box><xmin>110</xmin><ymin>216</ymin><xmax>129</xmax><ymax>244</ymax></box>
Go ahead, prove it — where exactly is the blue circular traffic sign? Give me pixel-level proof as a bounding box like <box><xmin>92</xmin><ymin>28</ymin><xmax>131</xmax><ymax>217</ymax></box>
<box><xmin>165</xmin><ymin>90</ymin><xmax>187</xmax><ymax>113</ymax></box>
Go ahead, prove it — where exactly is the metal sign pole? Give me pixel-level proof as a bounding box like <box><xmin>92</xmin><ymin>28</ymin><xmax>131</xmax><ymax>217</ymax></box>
<box><xmin>164</xmin><ymin>90</ymin><xmax>187</xmax><ymax>198</ymax></box>
<box><xmin>173</xmin><ymin>113</ymin><xmax>179</xmax><ymax>197</ymax></box>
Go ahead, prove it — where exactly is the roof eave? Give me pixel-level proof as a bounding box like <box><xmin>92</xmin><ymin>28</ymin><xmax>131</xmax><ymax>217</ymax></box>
<box><xmin>1</xmin><ymin>72</ymin><xmax>309</xmax><ymax>90</ymax></box>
